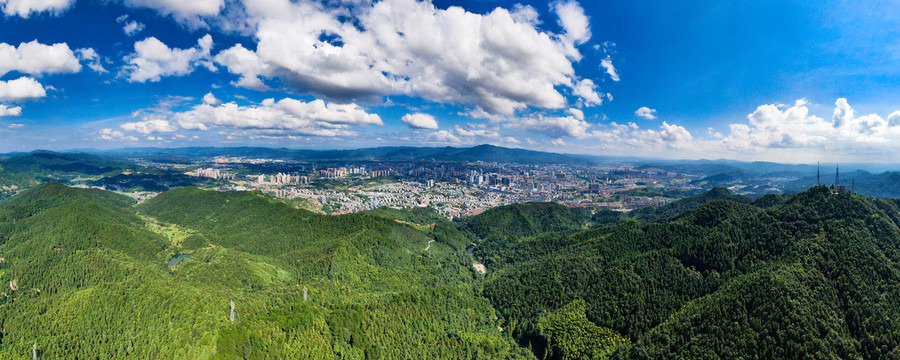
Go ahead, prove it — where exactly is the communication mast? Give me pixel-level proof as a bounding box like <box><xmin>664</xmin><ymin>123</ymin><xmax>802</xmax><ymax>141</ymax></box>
<box><xmin>835</xmin><ymin>165</ymin><xmax>840</xmax><ymax>187</ymax></box>
<box><xmin>817</xmin><ymin>162</ymin><xmax>821</xmax><ymax>185</ymax></box>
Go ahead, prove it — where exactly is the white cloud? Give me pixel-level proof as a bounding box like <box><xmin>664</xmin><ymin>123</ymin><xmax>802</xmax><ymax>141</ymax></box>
<box><xmin>0</xmin><ymin>104</ymin><xmax>23</xmax><ymax>117</ymax></box>
<box><xmin>719</xmin><ymin>98</ymin><xmax>900</xmax><ymax>156</ymax></box>
<box><xmin>0</xmin><ymin>40</ymin><xmax>81</xmax><ymax>76</ymax></box>
<box><xmin>723</xmin><ymin>99</ymin><xmax>831</xmax><ymax>150</ymax></box>
<box><xmin>833</xmin><ymin>98</ymin><xmax>853</xmax><ymax>128</ymax></box>
<box><xmin>123</xmin><ymin>34</ymin><xmax>215</xmax><ymax>82</ymax></box>
<box><xmin>501</xmin><ymin>98</ymin><xmax>900</xmax><ymax>162</ymax></box>
<box><xmin>567</xmin><ymin>108</ymin><xmax>584</xmax><ymax>120</ymax></box>
<box><xmin>7</xmin><ymin>122</ymin><xmax>25</xmax><ymax>128</ymax></box>
<box><xmin>121</xmin><ymin>119</ymin><xmax>177</xmax><ymax>134</ymax></box>
<box><xmin>217</xmin><ymin>0</ymin><xmax>598</xmax><ymax>115</ymax></box>
<box><xmin>656</xmin><ymin>122</ymin><xmax>693</xmax><ymax>148</ymax></box>
<box><xmin>121</xmin><ymin>0</ymin><xmax>223</xmax><ymax>27</ymax></box>
<box><xmin>75</xmin><ymin>48</ymin><xmax>107</xmax><ymax>73</ymax></box>
<box><xmin>455</xmin><ymin>126</ymin><xmax>499</xmax><ymax>138</ymax></box>
<box><xmin>572</xmin><ymin>79</ymin><xmax>603</xmax><ymax>106</ymax></box>
<box><xmin>123</xmin><ymin>20</ymin><xmax>146</xmax><ymax>36</ymax></box>
<box><xmin>0</xmin><ymin>0</ymin><xmax>73</xmax><ymax>18</ymax></box>
<box><xmin>600</xmin><ymin>56</ymin><xmax>619</xmax><ymax>81</ymax></box>
<box><xmin>429</xmin><ymin>130</ymin><xmax>461</xmax><ymax>143</ymax></box>
<box><xmin>0</xmin><ymin>77</ymin><xmax>46</xmax><ymax>101</ymax></box>
<box><xmin>401</xmin><ymin>113</ymin><xmax>439</xmax><ymax>130</ymax></box>
<box><xmin>888</xmin><ymin>111</ymin><xmax>900</xmax><ymax>126</ymax></box>
<box><xmin>122</xmin><ymin>97</ymin><xmax>383</xmax><ymax>138</ymax></box>
<box><xmin>511</xmin><ymin>112</ymin><xmax>592</xmax><ymax>139</ymax></box>
<box><xmin>98</xmin><ymin>128</ymin><xmax>139</xmax><ymax>141</ymax></box>
<box><xmin>510</xmin><ymin>4</ymin><xmax>540</xmax><ymax>25</ymax></box>
<box><xmin>213</xmin><ymin>43</ymin><xmax>270</xmax><ymax>90</ymax></box>
<box><xmin>202</xmin><ymin>92</ymin><xmax>222</xmax><ymax>106</ymax></box>
<box><xmin>635</xmin><ymin>106</ymin><xmax>657</xmax><ymax>120</ymax></box>
<box><xmin>551</xmin><ymin>0</ymin><xmax>591</xmax><ymax>45</ymax></box>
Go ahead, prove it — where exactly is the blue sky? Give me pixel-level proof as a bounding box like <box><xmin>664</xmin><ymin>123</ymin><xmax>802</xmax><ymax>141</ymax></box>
<box><xmin>1</xmin><ymin>0</ymin><xmax>899</xmax><ymax>163</ymax></box>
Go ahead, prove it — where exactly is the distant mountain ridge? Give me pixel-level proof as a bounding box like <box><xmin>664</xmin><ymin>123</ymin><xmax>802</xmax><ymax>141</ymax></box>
<box><xmin>88</xmin><ymin>144</ymin><xmax>590</xmax><ymax>164</ymax></box>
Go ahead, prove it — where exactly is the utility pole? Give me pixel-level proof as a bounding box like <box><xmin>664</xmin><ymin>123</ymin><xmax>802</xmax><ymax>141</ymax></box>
<box><xmin>230</xmin><ymin>300</ymin><xmax>235</xmax><ymax>322</ymax></box>
<box><xmin>303</xmin><ymin>287</ymin><xmax>308</xmax><ymax>302</ymax></box>
<box><xmin>33</xmin><ymin>342</ymin><xmax>37</xmax><ymax>360</ymax></box>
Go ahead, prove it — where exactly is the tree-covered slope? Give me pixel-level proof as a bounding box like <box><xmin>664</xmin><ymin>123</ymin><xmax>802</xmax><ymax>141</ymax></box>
<box><xmin>475</xmin><ymin>186</ymin><xmax>900</xmax><ymax>359</ymax></box>
<box><xmin>0</xmin><ymin>183</ymin><xmax>529</xmax><ymax>359</ymax></box>
<box><xmin>5</xmin><ymin>181</ymin><xmax>900</xmax><ymax>359</ymax></box>
<box><xmin>458</xmin><ymin>202</ymin><xmax>591</xmax><ymax>241</ymax></box>
<box><xmin>628</xmin><ymin>187</ymin><xmax>752</xmax><ymax>222</ymax></box>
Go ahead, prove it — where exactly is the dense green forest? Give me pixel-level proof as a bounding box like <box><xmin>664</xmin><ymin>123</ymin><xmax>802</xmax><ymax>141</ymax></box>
<box><xmin>0</xmin><ymin>183</ymin><xmax>526</xmax><ymax>359</ymax></box>
<box><xmin>477</xmin><ymin>186</ymin><xmax>900</xmax><ymax>359</ymax></box>
<box><xmin>2</xmin><ymin>183</ymin><xmax>900</xmax><ymax>358</ymax></box>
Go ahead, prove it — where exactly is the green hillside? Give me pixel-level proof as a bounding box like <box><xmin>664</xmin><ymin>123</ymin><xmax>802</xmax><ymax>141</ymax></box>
<box><xmin>475</xmin><ymin>186</ymin><xmax>900</xmax><ymax>359</ymax></box>
<box><xmin>458</xmin><ymin>202</ymin><xmax>591</xmax><ymax>241</ymax></box>
<box><xmin>0</xmin><ymin>183</ymin><xmax>528</xmax><ymax>359</ymax></box>
<box><xmin>3</xmin><ymin>183</ymin><xmax>900</xmax><ymax>359</ymax></box>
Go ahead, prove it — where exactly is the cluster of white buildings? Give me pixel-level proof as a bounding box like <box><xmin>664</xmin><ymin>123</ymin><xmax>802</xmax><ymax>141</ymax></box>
<box><xmin>256</xmin><ymin>173</ymin><xmax>308</xmax><ymax>185</ymax></box>
<box><xmin>194</xmin><ymin>168</ymin><xmax>236</xmax><ymax>180</ymax></box>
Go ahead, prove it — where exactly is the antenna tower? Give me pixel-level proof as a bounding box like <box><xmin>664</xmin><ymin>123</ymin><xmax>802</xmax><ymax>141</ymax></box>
<box><xmin>817</xmin><ymin>162</ymin><xmax>820</xmax><ymax>185</ymax></box>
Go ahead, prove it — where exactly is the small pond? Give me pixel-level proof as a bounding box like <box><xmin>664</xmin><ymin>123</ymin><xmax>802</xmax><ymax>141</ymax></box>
<box><xmin>167</xmin><ymin>254</ymin><xmax>192</xmax><ymax>267</ymax></box>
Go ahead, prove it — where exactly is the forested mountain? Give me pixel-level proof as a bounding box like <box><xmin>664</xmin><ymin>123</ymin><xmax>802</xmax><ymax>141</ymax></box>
<box><xmin>0</xmin><ymin>183</ymin><xmax>530</xmax><ymax>359</ymax></box>
<box><xmin>0</xmin><ymin>152</ymin><xmax>130</xmax><ymax>200</ymax></box>
<box><xmin>627</xmin><ymin>187</ymin><xmax>751</xmax><ymax>222</ymax></box>
<box><xmin>2</xmin><ymin>183</ymin><xmax>900</xmax><ymax>358</ymax></box>
<box><xmin>475</xmin><ymin>186</ymin><xmax>900</xmax><ymax>359</ymax></box>
<box><xmin>785</xmin><ymin>170</ymin><xmax>900</xmax><ymax>199</ymax></box>
<box><xmin>457</xmin><ymin>202</ymin><xmax>592</xmax><ymax>241</ymax></box>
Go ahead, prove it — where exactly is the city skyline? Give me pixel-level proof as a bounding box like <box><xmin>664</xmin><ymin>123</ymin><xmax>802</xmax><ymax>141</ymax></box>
<box><xmin>2</xmin><ymin>0</ymin><xmax>900</xmax><ymax>163</ymax></box>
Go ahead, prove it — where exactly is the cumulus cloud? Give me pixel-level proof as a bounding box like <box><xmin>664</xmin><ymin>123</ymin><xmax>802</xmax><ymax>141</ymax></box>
<box><xmin>0</xmin><ymin>77</ymin><xmax>46</xmax><ymax>101</ymax></box>
<box><xmin>121</xmin><ymin>119</ymin><xmax>177</xmax><ymax>134</ymax></box>
<box><xmin>121</xmin><ymin>0</ymin><xmax>224</xmax><ymax>27</ymax></box>
<box><xmin>217</xmin><ymin>0</ymin><xmax>597</xmax><ymax>115</ymax></box>
<box><xmin>719</xmin><ymin>98</ymin><xmax>900</xmax><ymax>156</ymax></box>
<box><xmin>121</xmin><ymin>97</ymin><xmax>383</xmax><ymax>138</ymax></box>
<box><xmin>123</xmin><ymin>20</ymin><xmax>146</xmax><ymax>36</ymax></box>
<box><xmin>0</xmin><ymin>40</ymin><xmax>81</xmax><ymax>76</ymax></box>
<box><xmin>401</xmin><ymin>113</ymin><xmax>439</xmax><ymax>130</ymax></box>
<box><xmin>600</xmin><ymin>56</ymin><xmax>619</xmax><ymax>81</ymax></box>
<box><xmin>455</xmin><ymin>126</ymin><xmax>499</xmax><ymax>138</ymax></box>
<box><xmin>572</xmin><ymin>79</ymin><xmax>603</xmax><ymax>106</ymax></box>
<box><xmin>116</xmin><ymin>14</ymin><xmax>146</xmax><ymax>36</ymax></box>
<box><xmin>429</xmin><ymin>130</ymin><xmax>461</xmax><ymax>143</ymax></box>
<box><xmin>75</xmin><ymin>48</ymin><xmax>107</xmax><ymax>73</ymax></box>
<box><xmin>635</xmin><ymin>106</ymin><xmax>657</xmax><ymax>120</ymax></box>
<box><xmin>213</xmin><ymin>43</ymin><xmax>270</xmax><ymax>90</ymax></box>
<box><xmin>98</xmin><ymin>128</ymin><xmax>139</xmax><ymax>141</ymax></box>
<box><xmin>0</xmin><ymin>104</ymin><xmax>23</xmax><ymax>116</ymax></box>
<box><xmin>510</xmin><ymin>111</ymin><xmax>592</xmax><ymax>139</ymax></box>
<box><xmin>889</xmin><ymin>111</ymin><xmax>900</xmax><ymax>127</ymax></box>
<box><xmin>123</xmin><ymin>34</ymin><xmax>215</xmax><ymax>82</ymax></box>
<box><xmin>0</xmin><ymin>0</ymin><xmax>73</xmax><ymax>18</ymax></box>
<box><xmin>202</xmin><ymin>92</ymin><xmax>222</xmax><ymax>106</ymax></box>
<box><xmin>551</xmin><ymin>0</ymin><xmax>591</xmax><ymax>45</ymax></box>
